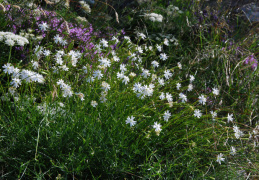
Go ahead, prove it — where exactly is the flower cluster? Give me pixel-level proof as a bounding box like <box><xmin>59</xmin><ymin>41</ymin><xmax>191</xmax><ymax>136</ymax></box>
<box><xmin>79</xmin><ymin>1</ymin><xmax>91</xmax><ymax>13</ymax></box>
<box><xmin>0</xmin><ymin>31</ymin><xmax>29</xmax><ymax>46</ymax></box>
<box><xmin>243</xmin><ymin>54</ymin><xmax>258</xmax><ymax>71</ymax></box>
<box><xmin>2</xmin><ymin>63</ymin><xmax>45</xmax><ymax>89</ymax></box>
<box><xmin>144</xmin><ymin>13</ymin><xmax>163</xmax><ymax>22</ymax></box>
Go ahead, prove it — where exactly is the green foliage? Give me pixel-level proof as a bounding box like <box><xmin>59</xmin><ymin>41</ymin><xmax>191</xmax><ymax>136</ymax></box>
<box><xmin>0</xmin><ymin>0</ymin><xmax>259</xmax><ymax>179</ymax></box>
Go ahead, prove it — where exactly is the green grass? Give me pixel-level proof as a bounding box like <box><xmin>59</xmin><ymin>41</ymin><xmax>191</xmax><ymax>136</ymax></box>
<box><xmin>0</xmin><ymin>0</ymin><xmax>259</xmax><ymax>179</ymax></box>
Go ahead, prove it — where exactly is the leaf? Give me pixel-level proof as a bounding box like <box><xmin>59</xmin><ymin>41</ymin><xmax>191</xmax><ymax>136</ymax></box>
<box><xmin>68</xmin><ymin>40</ymin><xmax>74</xmax><ymax>51</ymax></box>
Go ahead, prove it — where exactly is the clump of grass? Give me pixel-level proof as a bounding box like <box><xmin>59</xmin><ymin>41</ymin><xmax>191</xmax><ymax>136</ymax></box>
<box><xmin>0</xmin><ymin>0</ymin><xmax>259</xmax><ymax>179</ymax></box>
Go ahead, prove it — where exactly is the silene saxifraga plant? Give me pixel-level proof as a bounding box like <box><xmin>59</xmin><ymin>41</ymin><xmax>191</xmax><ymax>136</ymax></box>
<box><xmin>1</xmin><ymin>24</ymin><xmax>252</xmax><ymax>178</ymax></box>
<box><xmin>0</xmin><ymin>1</ymin><xmax>258</xmax><ymax>179</ymax></box>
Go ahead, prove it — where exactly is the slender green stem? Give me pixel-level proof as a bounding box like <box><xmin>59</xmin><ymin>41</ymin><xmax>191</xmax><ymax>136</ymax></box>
<box><xmin>8</xmin><ymin>45</ymin><xmax>12</xmax><ymax>63</ymax></box>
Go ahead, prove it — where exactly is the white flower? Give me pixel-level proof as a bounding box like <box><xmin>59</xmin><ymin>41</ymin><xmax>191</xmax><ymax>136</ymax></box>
<box><xmin>113</xmin><ymin>55</ymin><xmax>120</xmax><ymax>62</ymax></box>
<box><xmin>136</xmin><ymin>46</ymin><xmax>143</xmax><ymax>54</ymax></box>
<box><xmin>233</xmin><ymin>125</ymin><xmax>244</xmax><ymax>139</ymax></box>
<box><xmin>55</xmin><ymin>56</ymin><xmax>63</xmax><ymax>65</ymax></box>
<box><xmin>179</xmin><ymin>93</ymin><xmax>187</xmax><ymax>103</ymax></box>
<box><xmin>82</xmin><ymin>65</ymin><xmax>88</xmax><ymax>73</ymax></box>
<box><xmin>31</xmin><ymin>73</ymin><xmax>44</xmax><ymax>83</ymax></box>
<box><xmin>151</xmin><ymin>74</ymin><xmax>157</xmax><ymax>81</ymax></box>
<box><xmin>79</xmin><ymin>1</ymin><xmax>91</xmax><ymax>13</ymax></box>
<box><xmin>91</xmin><ymin>100</ymin><xmax>98</xmax><ymax>107</ymax></box>
<box><xmin>87</xmin><ymin>76</ymin><xmax>95</xmax><ymax>83</ymax></box>
<box><xmin>212</xmin><ymin>88</ymin><xmax>219</xmax><ymax>96</ymax></box>
<box><xmin>210</xmin><ymin>111</ymin><xmax>217</xmax><ymax>121</ymax></box>
<box><xmin>43</xmin><ymin>49</ymin><xmax>51</xmax><ymax>56</ymax></box>
<box><xmin>100</xmin><ymin>39</ymin><xmax>108</xmax><ymax>47</ymax></box>
<box><xmin>216</xmin><ymin>153</ymin><xmax>225</xmax><ymax>165</ymax></box>
<box><xmin>93</xmin><ymin>70</ymin><xmax>103</xmax><ymax>80</ymax></box>
<box><xmin>57</xmin><ymin>79</ymin><xmax>65</xmax><ymax>88</ymax></box>
<box><xmin>120</xmin><ymin>64</ymin><xmax>127</xmax><ymax>72</ymax></box>
<box><xmin>0</xmin><ymin>32</ymin><xmax>29</xmax><ymax>46</ymax></box>
<box><xmin>164</xmin><ymin>70</ymin><xmax>172</xmax><ymax>80</ymax></box>
<box><xmin>111</xmin><ymin>36</ymin><xmax>119</xmax><ymax>43</ymax></box>
<box><xmin>137</xmin><ymin>32</ymin><xmax>146</xmax><ymax>39</ymax></box>
<box><xmin>230</xmin><ymin>146</ymin><xmax>236</xmax><ymax>156</ymax></box>
<box><xmin>10</xmin><ymin>77</ymin><xmax>21</xmax><ymax>88</ymax></box>
<box><xmin>177</xmin><ymin>62</ymin><xmax>182</xmax><ymax>69</ymax></box>
<box><xmin>95</xmin><ymin>44</ymin><xmax>102</xmax><ymax>52</ymax></box>
<box><xmin>163</xmin><ymin>110</ymin><xmax>171</xmax><ymax>122</ymax></box>
<box><xmin>190</xmin><ymin>75</ymin><xmax>195</xmax><ymax>83</ymax></box>
<box><xmin>133</xmin><ymin>82</ymin><xmax>142</xmax><ymax>93</ymax></box>
<box><xmin>126</xmin><ymin>116</ymin><xmax>136</xmax><ymax>127</ymax></box>
<box><xmin>101</xmin><ymin>81</ymin><xmax>110</xmax><ymax>91</ymax></box>
<box><xmin>38</xmin><ymin>22</ymin><xmax>48</xmax><ymax>31</ymax></box>
<box><xmin>194</xmin><ymin>109</ymin><xmax>202</xmax><ymax>118</ymax></box>
<box><xmin>151</xmin><ymin>61</ymin><xmax>159</xmax><ymax>68</ymax></box>
<box><xmin>227</xmin><ymin>113</ymin><xmax>234</xmax><ymax>123</ymax></box>
<box><xmin>129</xmin><ymin>72</ymin><xmax>136</xmax><ymax>77</ymax></box>
<box><xmin>12</xmin><ymin>67</ymin><xmax>20</xmax><ymax>78</ymax></box>
<box><xmin>124</xmin><ymin>36</ymin><xmax>131</xmax><ymax>42</ymax></box>
<box><xmin>159</xmin><ymin>92</ymin><xmax>165</xmax><ymax>100</ymax></box>
<box><xmin>187</xmin><ymin>84</ymin><xmax>193</xmax><ymax>91</ymax></box>
<box><xmin>153</xmin><ymin>122</ymin><xmax>162</xmax><ymax>135</ymax></box>
<box><xmin>17</xmin><ymin>39</ymin><xmax>25</xmax><ymax>46</ymax></box>
<box><xmin>56</xmin><ymin>50</ymin><xmax>65</xmax><ymax>56</ymax></box>
<box><xmin>59</xmin><ymin>65</ymin><xmax>69</xmax><ymax>71</ymax></box>
<box><xmin>98</xmin><ymin>57</ymin><xmax>111</xmax><ymax>67</ymax></box>
<box><xmin>75</xmin><ymin>92</ymin><xmax>85</xmax><ymax>101</ymax></box>
<box><xmin>9</xmin><ymin>87</ymin><xmax>16</xmax><ymax>95</ymax></box>
<box><xmin>141</xmin><ymin>69</ymin><xmax>150</xmax><ymax>78</ymax></box>
<box><xmin>100</xmin><ymin>91</ymin><xmax>108</xmax><ymax>103</ymax></box>
<box><xmin>160</xmin><ymin>53</ymin><xmax>168</xmax><ymax>61</ymax></box>
<box><xmin>144</xmin><ymin>13</ymin><xmax>163</xmax><ymax>22</ymax></box>
<box><xmin>158</xmin><ymin>78</ymin><xmax>165</xmax><ymax>86</ymax></box>
<box><xmin>2</xmin><ymin>63</ymin><xmax>14</xmax><ymax>74</ymax></box>
<box><xmin>122</xmin><ymin>76</ymin><xmax>130</xmax><ymax>84</ymax></box>
<box><xmin>198</xmin><ymin>94</ymin><xmax>206</xmax><ymax>105</ymax></box>
<box><xmin>31</xmin><ymin>61</ymin><xmax>39</xmax><ymax>70</ymax></box>
<box><xmin>164</xmin><ymin>38</ymin><xmax>169</xmax><ymax>46</ymax></box>
<box><xmin>117</xmin><ymin>72</ymin><xmax>124</xmax><ymax>79</ymax></box>
<box><xmin>176</xmin><ymin>83</ymin><xmax>181</xmax><ymax>90</ymax></box>
<box><xmin>5</xmin><ymin>38</ymin><xmax>15</xmax><ymax>46</ymax></box>
<box><xmin>166</xmin><ymin>92</ymin><xmax>173</xmax><ymax>102</ymax></box>
<box><xmin>53</xmin><ymin>34</ymin><xmax>63</xmax><ymax>44</ymax></box>
<box><xmin>156</xmin><ymin>44</ymin><xmax>162</xmax><ymax>52</ymax></box>
<box><xmin>60</xmin><ymin>39</ymin><xmax>67</xmax><ymax>46</ymax></box>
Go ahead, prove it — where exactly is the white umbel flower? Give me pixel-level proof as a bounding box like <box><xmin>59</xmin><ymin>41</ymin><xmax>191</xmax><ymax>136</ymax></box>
<box><xmin>144</xmin><ymin>13</ymin><xmax>163</xmax><ymax>22</ymax></box>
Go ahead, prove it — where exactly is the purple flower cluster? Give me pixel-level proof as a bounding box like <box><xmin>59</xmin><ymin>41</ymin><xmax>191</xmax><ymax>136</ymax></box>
<box><xmin>2</xmin><ymin>5</ymin><xmax>122</xmax><ymax>61</ymax></box>
<box><xmin>243</xmin><ymin>54</ymin><xmax>258</xmax><ymax>71</ymax></box>
<box><xmin>3</xmin><ymin>5</ymin><xmax>96</xmax><ymax>54</ymax></box>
